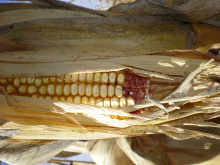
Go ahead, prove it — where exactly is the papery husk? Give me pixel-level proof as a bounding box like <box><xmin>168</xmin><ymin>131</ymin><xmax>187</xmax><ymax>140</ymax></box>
<box><xmin>193</xmin><ymin>24</ymin><xmax>220</xmax><ymax>47</ymax></box>
<box><xmin>0</xmin><ymin>9</ymin><xmax>101</xmax><ymax>26</ymax></box>
<box><xmin>202</xmin><ymin>14</ymin><xmax>220</xmax><ymax>27</ymax></box>
<box><xmin>0</xmin><ymin>16</ymin><xmax>193</xmax><ymax>53</ymax></box>
<box><xmin>0</xmin><ymin>139</ymin><xmax>74</xmax><ymax>165</ymax></box>
<box><xmin>116</xmin><ymin>136</ymin><xmax>171</xmax><ymax>165</ymax></box>
<box><xmin>0</xmin><ymin>128</ymin><xmax>20</xmax><ymax>141</ymax></box>
<box><xmin>0</xmin><ymin>0</ymin><xmax>107</xmax><ymax>16</ymax></box>
<box><xmin>89</xmin><ymin>139</ymin><xmax>133</xmax><ymax>165</ymax></box>
<box><xmin>108</xmin><ymin>0</ymin><xmax>220</xmax><ymax>23</ymax></box>
<box><xmin>116</xmin><ymin>134</ymin><xmax>220</xmax><ymax>165</ymax></box>
<box><xmin>0</xmin><ymin>50</ymin><xmax>220</xmax><ymax>140</ymax></box>
<box><xmin>0</xmin><ymin>3</ymin><xmax>39</xmax><ymax>13</ymax></box>
<box><xmin>28</xmin><ymin>0</ymin><xmax>109</xmax><ymax>17</ymax></box>
<box><xmin>1</xmin><ymin>50</ymin><xmax>218</xmax><ymax>77</ymax></box>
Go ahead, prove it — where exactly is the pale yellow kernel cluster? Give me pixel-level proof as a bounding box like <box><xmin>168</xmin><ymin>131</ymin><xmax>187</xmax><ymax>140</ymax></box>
<box><xmin>0</xmin><ymin>72</ymin><xmax>135</xmax><ymax>108</ymax></box>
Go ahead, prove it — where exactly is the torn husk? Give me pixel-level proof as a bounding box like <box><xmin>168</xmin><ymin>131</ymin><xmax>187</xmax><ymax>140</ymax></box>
<box><xmin>0</xmin><ymin>50</ymin><xmax>220</xmax><ymax>140</ymax></box>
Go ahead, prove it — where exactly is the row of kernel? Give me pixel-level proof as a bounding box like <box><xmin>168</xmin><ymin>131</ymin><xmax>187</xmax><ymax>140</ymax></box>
<box><xmin>4</xmin><ymin>83</ymin><xmax>124</xmax><ymax>99</ymax></box>
<box><xmin>32</xmin><ymin>95</ymin><xmax>135</xmax><ymax>108</ymax></box>
<box><xmin>0</xmin><ymin>72</ymin><xmax>124</xmax><ymax>86</ymax></box>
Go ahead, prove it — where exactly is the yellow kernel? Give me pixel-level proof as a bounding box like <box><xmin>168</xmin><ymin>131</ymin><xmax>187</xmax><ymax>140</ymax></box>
<box><xmin>74</xmin><ymin>95</ymin><xmax>81</xmax><ymax>103</ymax></box>
<box><xmin>82</xmin><ymin>96</ymin><xmax>89</xmax><ymax>104</ymax></box>
<box><xmin>0</xmin><ymin>78</ymin><xmax>7</xmax><ymax>84</ymax></box>
<box><xmin>39</xmin><ymin>95</ymin><xmax>45</xmax><ymax>99</ymax></box>
<box><xmin>13</xmin><ymin>78</ymin><xmax>20</xmax><ymax>88</ymax></box>
<box><xmin>115</xmin><ymin>85</ymin><xmax>123</xmax><ymax>97</ymax></box>
<box><xmin>101</xmin><ymin>73</ymin><xmax>108</xmax><ymax>84</ymax></box>
<box><xmin>18</xmin><ymin>85</ymin><xmax>27</xmax><ymax>94</ymax></box>
<box><xmin>59</xmin><ymin>96</ymin><xmax>66</xmax><ymax>102</ymax></box>
<box><xmin>120</xmin><ymin>96</ymin><xmax>127</xmax><ymax>107</ymax></box>
<box><xmin>27</xmin><ymin>86</ymin><xmax>38</xmax><ymax>95</ymax></box>
<box><xmin>96</xmin><ymin>98</ymin><xmax>103</xmax><ymax>106</ymax></box>
<box><xmin>127</xmin><ymin>96</ymin><xmax>135</xmax><ymax>106</ymax></box>
<box><xmin>64</xmin><ymin>75</ymin><xmax>71</xmax><ymax>83</ymax></box>
<box><xmin>39</xmin><ymin>85</ymin><xmax>47</xmax><ymax>95</ymax></box>
<box><xmin>118</xmin><ymin>116</ymin><xmax>130</xmax><ymax>120</ymax></box>
<box><xmin>109</xmin><ymin>72</ymin><xmax>116</xmax><ymax>84</ymax></box>
<box><xmin>85</xmin><ymin>84</ymin><xmax>93</xmax><ymax>97</ymax></box>
<box><xmin>45</xmin><ymin>96</ymin><xmax>52</xmax><ymax>100</ymax></box>
<box><xmin>104</xmin><ymin>98</ymin><xmax>111</xmax><ymax>107</ymax></box>
<box><xmin>66</xmin><ymin>96</ymin><xmax>74</xmax><ymax>102</ymax></box>
<box><xmin>20</xmin><ymin>77</ymin><xmax>27</xmax><ymax>84</ymax></box>
<box><xmin>108</xmin><ymin>85</ymin><xmax>115</xmax><ymax>97</ymax></box>
<box><xmin>52</xmin><ymin>96</ymin><xmax>59</xmax><ymax>101</ymax></box>
<box><xmin>32</xmin><ymin>94</ymin><xmax>39</xmax><ymax>98</ymax></box>
<box><xmin>63</xmin><ymin>84</ymin><xmax>71</xmax><ymax>96</ymax></box>
<box><xmin>47</xmin><ymin>84</ymin><xmax>55</xmax><ymax>95</ymax></box>
<box><xmin>94</xmin><ymin>72</ymin><xmax>101</xmax><ymax>83</ymax></box>
<box><xmin>117</xmin><ymin>73</ymin><xmax>124</xmax><ymax>85</ymax></box>
<box><xmin>57</xmin><ymin>76</ymin><xmax>64</xmax><ymax>83</ymax></box>
<box><xmin>6</xmin><ymin>85</ymin><xmax>16</xmax><ymax>94</ymax></box>
<box><xmin>71</xmin><ymin>84</ymin><xmax>78</xmax><ymax>96</ymax></box>
<box><xmin>111</xmin><ymin>96</ymin><xmax>119</xmax><ymax>108</ymax></box>
<box><xmin>100</xmin><ymin>84</ymin><xmax>107</xmax><ymax>98</ymax></box>
<box><xmin>89</xmin><ymin>97</ymin><xmax>96</xmax><ymax>105</ymax></box>
<box><xmin>27</xmin><ymin>77</ymin><xmax>35</xmax><ymax>85</ymax></box>
<box><xmin>86</xmin><ymin>73</ymin><xmax>94</xmax><ymax>83</ymax></box>
<box><xmin>79</xmin><ymin>73</ymin><xmax>86</xmax><ymax>82</ymax></box>
<box><xmin>78</xmin><ymin>83</ymin><xmax>86</xmax><ymax>96</ymax></box>
<box><xmin>110</xmin><ymin>115</ymin><xmax>118</xmax><ymax>119</ymax></box>
<box><xmin>56</xmin><ymin>84</ymin><xmax>63</xmax><ymax>96</ymax></box>
<box><xmin>71</xmin><ymin>74</ymin><xmax>78</xmax><ymax>82</ymax></box>
<box><xmin>93</xmin><ymin>84</ymin><xmax>100</xmax><ymax>97</ymax></box>
<box><xmin>42</xmin><ymin>77</ymin><xmax>50</xmax><ymax>84</ymax></box>
<box><xmin>50</xmin><ymin>77</ymin><xmax>56</xmax><ymax>83</ymax></box>
<box><xmin>35</xmin><ymin>78</ymin><xmax>42</xmax><ymax>87</ymax></box>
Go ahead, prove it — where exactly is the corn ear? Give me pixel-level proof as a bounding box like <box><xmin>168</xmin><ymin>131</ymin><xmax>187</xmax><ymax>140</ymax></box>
<box><xmin>0</xmin><ymin>50</ymin><xmax>220</xmax><ymax>140</ymax></box>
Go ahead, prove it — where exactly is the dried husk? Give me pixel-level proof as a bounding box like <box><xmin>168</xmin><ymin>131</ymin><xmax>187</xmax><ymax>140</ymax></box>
<box><xmin>192</xmin><ymin>23</ymin><xmax>220</xmax><ymax>47</ymax></box>
<box><xmin>108</xmin><ymin>0</ymin><xmax>220</xmax><ymax>23</ymax></box>
<box><xmin>116</xmin><ymin>136</ymin><xmax>171</xmax><ymax>165</ymax></box>
<box><xmin>0</xmin><ymin>9</ymin><xmax>101</xmax><ymax>26</ymax></box>
<box><xmin>57</xmin><ymin>135</ymin><xmax>220</xmax><ymax>165</ymax></box>
<box><xmin>0</xmin><ymin>140</ymin><xmax>74</xmax><ymax>165</ymax></box>
<box><xmin>0</xmin><ymin>3</ymin><xmax>39</xmax><ymax>13</ymax></box>
<box><xmin>202</xmin><ymin>14</ymin><xmax>220</xmax><ymax>27</ymax></box>
<box><xmin>89</xmin><ymin>139</ymin><xmax>133</xmax><ymax>165</ymax></box>
<box><xmin>116</xmin><ymin>134</ymin><xmax>220</xmax><ymax>165</ymax></box>
<box><xmin>0</xmin><ymin>16</ymin><xmax>193</xmax><ymax>53</ymax></box>
<box><xmin>0</xmin><ymin>50</ymin><xmax>220</xmax><ymax>140</ymax></box>
<box><xmin>28</xmin><ymin>0</ymin><xmax>109</xmax><ymax>17</ymax></box>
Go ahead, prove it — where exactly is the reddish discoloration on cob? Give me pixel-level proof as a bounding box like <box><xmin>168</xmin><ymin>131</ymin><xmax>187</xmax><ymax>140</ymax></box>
<box><xmin>123</xmin><ymin>71</ymin><xmax>150</xmax><ymax>104</ymax></box>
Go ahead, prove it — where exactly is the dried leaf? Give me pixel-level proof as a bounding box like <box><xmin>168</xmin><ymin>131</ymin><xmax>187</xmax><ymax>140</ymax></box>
<box><xmin>109</xmin><ymin>0</ymin><xmax>220</xmax><ymax>23</ymax></box>
<box><xmin>0</xmin><ymin>9</ymin><xmax>101</xmax><ymax>26</ymax></box>
<box><xmin>0</xmin><ymin>140</ymin><xmax>74</xmax><ymax>165</ymax></box>
<box><xmin>116</xmin><ymin>136</ymin><xmax>171</xmax><ymax>165</ymax></box>
<box><xmin>89</xmin><ymin>139</ymin><xmax>133</xmax><ymax>165</ymax></box>
<box><xmin>0</xmin><ymin>129</ymin><xmax>20</xmax><ymax>141</ymax></box>
<box><xmin>0</xmin><ymin>16</ymin><xmax>193</xmax><ymax>53</ymax></box>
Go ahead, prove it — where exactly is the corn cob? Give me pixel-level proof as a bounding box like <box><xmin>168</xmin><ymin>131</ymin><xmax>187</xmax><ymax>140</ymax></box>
<box><xmin>0</xmin><ymin>70</ymin><xmax>150</xmax><ymax>109</ymax></box>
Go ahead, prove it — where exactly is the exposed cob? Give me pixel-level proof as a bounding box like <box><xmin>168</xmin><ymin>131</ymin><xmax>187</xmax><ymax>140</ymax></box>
<box><xmin>0</xmin><ymin>71</ymin><xmax>150</xmax><ymax>109</ymax></box>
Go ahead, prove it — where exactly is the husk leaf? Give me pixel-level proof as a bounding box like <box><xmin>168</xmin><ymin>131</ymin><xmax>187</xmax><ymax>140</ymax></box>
<box><xmin>0</xmin><ymin>16</ymin><xmax>193</xmax><ymax>53</ymax></box>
